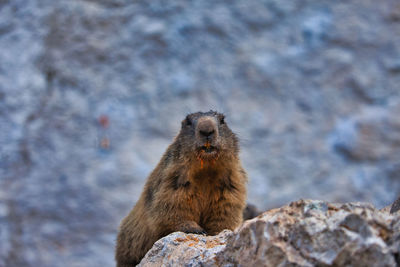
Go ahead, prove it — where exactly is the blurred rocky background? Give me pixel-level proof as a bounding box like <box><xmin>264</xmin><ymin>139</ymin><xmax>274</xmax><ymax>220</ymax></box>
<box><xmin>1</xmin><ymin>0</ymin><xmax>400</xmax><ymax>266</ymax></box>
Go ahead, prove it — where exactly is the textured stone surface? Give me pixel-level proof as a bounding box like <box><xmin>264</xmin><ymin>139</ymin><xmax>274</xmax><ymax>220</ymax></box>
<box><xmin>1</xmin><ymin>0</ymin><xmax>400</xmax><ymax>266</ymax></box>
<box><xmin>140</xmin><ymin>200</ymin><xmax>400</xmax><ymax>267</ymax></box>
<box><xmin>390</xmin><ymin>197</ymin><xmax>400</xmax><ymax>214</ymax></box>
<box><xmin>138</xmin><ymin>231</ymin><xmax>232</xmax><ymax>267</ymax></box>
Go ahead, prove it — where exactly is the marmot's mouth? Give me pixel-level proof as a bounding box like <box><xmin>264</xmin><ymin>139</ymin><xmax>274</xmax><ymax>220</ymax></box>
<box><xmin>199</xmin><ymin>145</ymin><xmax>217</xmax><ymax>153</ymax></box>
<box><xmin>196</xmin><ymin>144</ymin><xmax>219</xmax><ymax>160</ymax></box>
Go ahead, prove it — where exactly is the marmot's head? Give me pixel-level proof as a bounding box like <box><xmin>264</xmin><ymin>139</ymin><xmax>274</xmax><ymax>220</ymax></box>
<box><xmin>176</xmin><ymin>111</ymin><xmax>239</xmax><ymax>162</ymax></box>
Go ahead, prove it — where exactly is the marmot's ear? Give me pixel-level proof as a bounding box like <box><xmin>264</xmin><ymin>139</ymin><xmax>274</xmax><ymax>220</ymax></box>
<box><xmin>219</xmin><ymin>114</ymin><xmax>225</xmax><ymax>125</ymax></box>
<box><xmin>182</xmin><ymin>115</ymin><xmax>192</xmax><ymax>127</ymax></box>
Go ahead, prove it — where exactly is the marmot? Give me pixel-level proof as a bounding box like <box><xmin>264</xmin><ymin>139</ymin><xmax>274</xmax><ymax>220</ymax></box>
<box><xmin>115</xmin><ymin>111</ymin><xmax>247</xmax><ymax>266</ymax></box>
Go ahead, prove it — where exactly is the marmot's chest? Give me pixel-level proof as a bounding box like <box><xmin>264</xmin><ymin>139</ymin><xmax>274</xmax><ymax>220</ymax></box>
<box><xmin>183</xmin><ymin>182</ymin><xmax>227</xmax><ymax>211</ymax></box>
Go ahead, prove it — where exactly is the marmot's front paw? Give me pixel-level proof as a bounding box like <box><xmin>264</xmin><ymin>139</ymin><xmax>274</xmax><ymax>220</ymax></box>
<box><xmin>185</xmin><ymin>228</ymin><xmax>207</xmax><ymax>235</ymax></box>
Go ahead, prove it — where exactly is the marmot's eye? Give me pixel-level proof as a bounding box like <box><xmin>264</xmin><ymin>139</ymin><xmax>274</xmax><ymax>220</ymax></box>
<box><xmin>220</xmin><ymin>116</ymin><xmax>225</xmax><ymax>125</ymax></box>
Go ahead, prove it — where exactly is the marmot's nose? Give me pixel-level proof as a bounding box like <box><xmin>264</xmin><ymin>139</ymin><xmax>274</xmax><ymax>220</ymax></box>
<box><xmin>198</xmin><ymin>120</ymin><xmax>216</xmax><ymax>138</ymax></box>
<box><xmin>200</xmin><ymin>129</ymin><xmax>215</xmax><ymax>137</ymax></box>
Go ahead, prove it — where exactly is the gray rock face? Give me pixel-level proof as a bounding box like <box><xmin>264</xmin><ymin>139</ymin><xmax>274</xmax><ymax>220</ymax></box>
<box><xmin>139</xmin><ymin>200</ymin><xmax>400</xmax><ymax>267</ymax></box>
<box><xmin>1</xmin><ymin>0</ymin><xmax>400</xmax><ymax>266</ymax></box>
<box><xmin>390</xmin><ymin>197</ymin><xmax>400</xmax><ymax>214</ymax></box>
<box><xmin>138</xmin><ymin>231</ymin><xmax>231</xmax><ymax>267</ymax></box>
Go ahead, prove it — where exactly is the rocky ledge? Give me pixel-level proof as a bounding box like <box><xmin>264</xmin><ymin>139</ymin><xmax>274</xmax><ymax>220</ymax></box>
<box><xmin>138</xmin><ymin>199</ymin><xmax>400</xmax><ymax>267</ymax></box>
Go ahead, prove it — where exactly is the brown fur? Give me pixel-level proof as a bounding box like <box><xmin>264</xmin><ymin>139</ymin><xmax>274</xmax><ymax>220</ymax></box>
<box><xmin>115</xmin><ymin>111</ymin><xmax>247</xmax><ymax>266</ymax></box>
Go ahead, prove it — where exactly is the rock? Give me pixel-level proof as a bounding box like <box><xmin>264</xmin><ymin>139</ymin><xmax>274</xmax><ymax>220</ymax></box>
<box><xmin>139</xmin><ymin>200</ymin><xmax>400</xmax><ymax>267</ymax></box>
<box><xmin>390</xmin><ymin>197</ymin><xmax>400</xmax><ymax>214</ymax></box>
<box><xmin>138</xmin><ymin>231</ymin><xmax>232</xmax><ymax>267</ymax></box>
